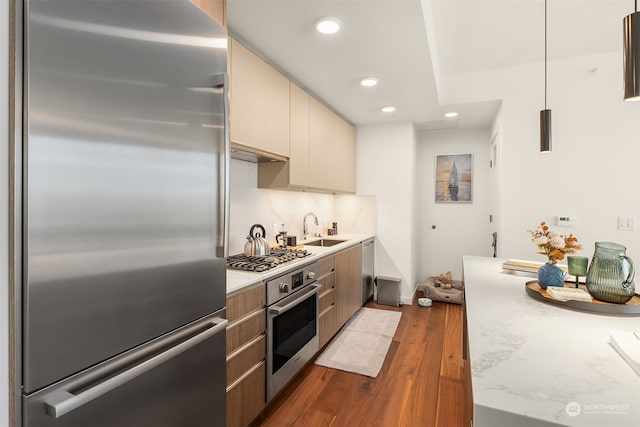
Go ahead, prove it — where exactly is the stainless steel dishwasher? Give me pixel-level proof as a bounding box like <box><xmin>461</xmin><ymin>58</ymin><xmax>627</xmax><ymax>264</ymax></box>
<box><xmin>362</xmin><ymin>238</ymin><xmax>375</xmax><ymax>304</ymax></box>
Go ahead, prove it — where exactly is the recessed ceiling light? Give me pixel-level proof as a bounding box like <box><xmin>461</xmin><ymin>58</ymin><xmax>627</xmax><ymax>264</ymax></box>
<box><xmin>360</xmin><ymin>77</ymin><xmax>378</xmax><ymax>87</ymax></box>
<box><xmin>444</xmin><ymin>111</ymin><xmax>458</xmax><ymax>118</ymax></box>
<box><xmin>315</xmin><ymin>17</ymin><xmax>341</xmax><ymax>34</ymax></box>
<box><xmin>381</xmin><ymin>106</ymin><xmax>396</xmax><ymax>113</ymax></box>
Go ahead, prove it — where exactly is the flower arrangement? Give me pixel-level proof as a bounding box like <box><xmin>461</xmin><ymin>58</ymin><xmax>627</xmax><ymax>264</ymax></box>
<box><xmin>528</xmin><ymin>221</ymin><xmax>582</xmax><ymax>264</ymax></box>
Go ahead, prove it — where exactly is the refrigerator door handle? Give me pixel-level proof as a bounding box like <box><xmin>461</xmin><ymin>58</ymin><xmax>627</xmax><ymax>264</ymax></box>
<box><xmin>44</xmin><ymin>317</ymin><xmax>228</xmax><ymax>419</ymax></box>
<box><xmin>212</xmin><ymin>72</ymin><xmax>230</xmax><ymax>258</ymax></box>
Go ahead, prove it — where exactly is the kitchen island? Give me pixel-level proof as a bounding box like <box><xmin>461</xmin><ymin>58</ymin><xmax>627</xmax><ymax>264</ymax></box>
<box><xmin>463</xmin><ymin>255</ymin><xmax>640</xmax><ymax>427</ymax></box>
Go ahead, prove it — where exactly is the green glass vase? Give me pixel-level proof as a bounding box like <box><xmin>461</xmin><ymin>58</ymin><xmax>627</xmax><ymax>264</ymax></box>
<box><xmin>586</xmin><ymin>242</ymin><xmax>635</xmax><ymax>304</ymax></box>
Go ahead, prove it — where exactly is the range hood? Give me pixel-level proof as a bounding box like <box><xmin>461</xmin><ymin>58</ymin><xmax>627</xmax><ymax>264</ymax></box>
<box><xmin>231</xmin><ymin>142</ymin><xmax>288</xmax><ymax>163</ymax></box>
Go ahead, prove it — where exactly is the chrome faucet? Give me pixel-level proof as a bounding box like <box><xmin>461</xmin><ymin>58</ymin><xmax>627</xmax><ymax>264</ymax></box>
<box><xmin>302</xmin><ymin>212</ymin><xmax>319</xmax><ymax>240</ymax></box>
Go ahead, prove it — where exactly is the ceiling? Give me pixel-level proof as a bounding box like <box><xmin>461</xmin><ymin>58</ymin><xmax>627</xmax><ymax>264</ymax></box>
<box><xmin>227</xmin><ymin>0</ymin><xmax>633</xmax><ymax>130</ymax></box>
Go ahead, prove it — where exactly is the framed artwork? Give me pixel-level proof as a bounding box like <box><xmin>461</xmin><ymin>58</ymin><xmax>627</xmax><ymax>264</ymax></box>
<box><xmin>435</xmin><ymin>153</ymin><xmax>473</xmax><ymax>203</ymax></box>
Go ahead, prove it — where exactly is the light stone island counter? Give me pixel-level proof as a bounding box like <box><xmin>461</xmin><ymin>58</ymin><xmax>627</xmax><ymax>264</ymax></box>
<box><xmin>226</xmin><ymin>233</ymin><xmax>375</xmax><ymax>294</ymax></box>
<box><xmin>463</xmin><ymin>255</ymin><xmax>640</xmax><ymax>427</ymax></box>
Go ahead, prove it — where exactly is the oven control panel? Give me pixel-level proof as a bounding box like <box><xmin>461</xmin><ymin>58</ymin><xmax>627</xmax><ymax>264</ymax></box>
<box><xmin>266</xmin><ymin>262</ymin><xmax>318</xmax><ymax>306</ymax></box>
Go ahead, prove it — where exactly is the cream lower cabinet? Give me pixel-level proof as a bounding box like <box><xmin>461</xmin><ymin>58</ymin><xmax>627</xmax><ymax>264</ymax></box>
<box><xmin>226</xmin><ymin>283</ymin><xmax>266</xmax><ymax>427</ymax></box>
<box><xmin>230</xmin><ymin>38</ymin><xmax>289</xmax><ymax>158</ymax></box>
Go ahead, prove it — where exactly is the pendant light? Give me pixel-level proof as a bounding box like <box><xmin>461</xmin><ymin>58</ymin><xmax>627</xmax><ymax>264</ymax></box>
<box><xmin>624</xmin><ymin>0</ymin><xmax>640</xmax><ymax>101</ymax></box>
<box><xmin>540</xmin><ymin>0</ymin><xmax>552</xmax><ymax>152</ymax></box>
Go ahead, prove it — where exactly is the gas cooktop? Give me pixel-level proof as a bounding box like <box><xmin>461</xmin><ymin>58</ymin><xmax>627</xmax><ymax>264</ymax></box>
<box><xmin>226</xmin><ymin>248</ymin><xmax>313</xmax><ymax>272</ymax></box>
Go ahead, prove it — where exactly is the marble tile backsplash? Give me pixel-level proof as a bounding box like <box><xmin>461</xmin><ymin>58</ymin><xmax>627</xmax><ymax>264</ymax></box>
<box><xmin>228</xmin><ymin>158</ymin><xmax>375</xmax><ymax>255</ymax></box>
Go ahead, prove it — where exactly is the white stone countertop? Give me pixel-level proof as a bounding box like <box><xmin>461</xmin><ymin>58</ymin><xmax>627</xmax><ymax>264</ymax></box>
<box><xmin>226</xmin><ymin>233</ymin><xmax>375</xmax><ymax>294</ymax></box>
<box><xmin>463</xmin><ymin>255</ymin><xmax>640</xmax><ymax>427</ymax></box>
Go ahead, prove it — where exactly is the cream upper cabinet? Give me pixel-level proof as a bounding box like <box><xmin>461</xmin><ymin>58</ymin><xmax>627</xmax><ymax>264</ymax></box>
<box><xmin>309</xmin><ymin>98</ymin><xmax>356</xmax><ymax>193</ymax></box>
<box><xmin>329</xmin><ymin>119</ymin><xmax>356</xmax><ymax>193</ymax></box>
<box><xmin>338</xmin><ymin>121</ymin><xmax>357</xmax><ymax>193</ymax></box>
<box><xmin>257</xmin><ymin>82</ymin><xmax>309</xmax><ymax>190</ymax></box>
<box><xmin>230</xmin><ymin>38</ymin><xmax>290</xmax><ymax>157</ymax></box>
<box><xmin>288</xmin><ymin>82</ymin><xmax>310</xmax><ymax>187</ymax></box>
<box><xmin>190</xmin><ymin>0</ymin><xmax>226</xmax><ymax>26</ymax></box>
<box><xmin>236</xmin><ymin>38</ymin><xmax>356</xmax><ymax>193</ymax></box>
<box><xmin>325</xmin><ymin>113</ymin><xmax>345</xmax><ymax>192</ymax></box>
<box><xmin>259</xmin><ymin>92</ymin><xmax>355</xmax><ymax>193</ymax></box>
<box><xmin>308</xmin><ymin>97</ymin><xmax>334</xmax><ymax>190</ymax></box>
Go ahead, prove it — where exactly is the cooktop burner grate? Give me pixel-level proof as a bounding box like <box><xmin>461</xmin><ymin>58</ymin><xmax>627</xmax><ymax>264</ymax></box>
<box><xmin>226</xmin><ymin>248</ymin><xmax>312</xmax><ymax>272</ymax></box>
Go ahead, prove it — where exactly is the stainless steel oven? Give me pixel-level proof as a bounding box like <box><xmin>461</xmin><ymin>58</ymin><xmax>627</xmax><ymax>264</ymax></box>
<box><xmin>266</xmin><ymin>262</ymin><xmax>320</xmax><ymax>401</ymax></box>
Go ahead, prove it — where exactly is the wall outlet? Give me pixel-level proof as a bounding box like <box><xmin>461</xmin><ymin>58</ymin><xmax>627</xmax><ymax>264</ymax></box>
<box><xmin>557</xmin><ymin>216</ymin><xmax>576</xmax><ymax>227</ymax></box>
<box><xmin>618</xmin><ymin>216</ymin><xmax>637</xmax><ymax>231</ymax></box>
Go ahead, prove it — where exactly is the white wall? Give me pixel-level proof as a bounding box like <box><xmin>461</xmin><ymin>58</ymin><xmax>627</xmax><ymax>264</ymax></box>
<box><xmin>440</xmin><ymin>51</ymin><xmax>640</xmax><ymax>266</ymax></box>
<box><xmin>228</xmin><ymin>158</ymin><xmax>375</xmax><ymax>256</ymax></box>
<box><xmin>1</xmin><ymin>0</ymin><xmax>10</xmax><ymax>423</ymax></box>
<box><xmin>357</xmin><ymin>122</ymin><xmax>418</xmax><ymax>304</ymax></box>
<box><xmin>416</xmin><ymin>128</ymin><xmax>492</xmax><ymax>281</ymax></box>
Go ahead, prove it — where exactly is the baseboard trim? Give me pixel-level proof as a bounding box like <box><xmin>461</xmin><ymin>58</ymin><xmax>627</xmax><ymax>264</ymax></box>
<box><xmin>400</xmin><ymin>284</ymin><xmax>418</xmax><ymax>305</ymax></box>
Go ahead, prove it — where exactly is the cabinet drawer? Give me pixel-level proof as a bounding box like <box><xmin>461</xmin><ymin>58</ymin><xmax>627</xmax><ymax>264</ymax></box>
<box><xmin>226</xmin><ymin>308</ymin><xmax>265</xmax><ymax>355</ymax></box>
<box><xmin>227</xmin><ymin>361</ymin><xmax>266</xmax><ymax>427</ymax></box>
<box><xmin>227</xmin><ymin>282</ymin><xmax>265</xmax><ymax>324</ymax></box>
<box><xmin>320</xmin><ymin>273</ymin><xmax>335</xmax><ymax>294</ymax></box>
<box><xmin>319</xmin><ymin>287</ymin><xmax>335</xmax><ymax>313</ymax></box>
<box><xmin>317</xmin><ymin>255</ymin><xmax>335</xmax><ymax>278</ymax></box>
<box><xmin>319</xmin><ymin>306</ymin><xmax>337</xmax><ymax>349</ymax></box>
<box><xmin>227</xmin><ymin>334</ymin><xmax>265</xmax><ymax>386</ymax></box>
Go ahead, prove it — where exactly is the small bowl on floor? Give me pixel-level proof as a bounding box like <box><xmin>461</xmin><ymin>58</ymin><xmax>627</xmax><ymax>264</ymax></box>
<box><xmin>418</xmin><ymin>297</ymin><xmax>432</xmax><ymax>307</ymax></box>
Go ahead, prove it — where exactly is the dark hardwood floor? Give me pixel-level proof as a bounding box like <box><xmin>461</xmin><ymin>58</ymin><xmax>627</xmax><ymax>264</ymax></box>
<box><xmin>255</xmin><ymin>296</ymin><xmax>472</xmax><ymax>427</ymax></box>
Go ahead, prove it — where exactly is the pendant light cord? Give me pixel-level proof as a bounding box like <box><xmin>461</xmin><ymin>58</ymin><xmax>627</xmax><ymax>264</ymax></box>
<box><xmin>544</xmin><ymin>0</ymin><xmax>548</xmax><ymax>109</ymax></box>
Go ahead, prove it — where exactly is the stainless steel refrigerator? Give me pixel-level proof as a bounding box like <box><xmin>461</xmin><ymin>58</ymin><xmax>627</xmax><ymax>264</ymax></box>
<box><xmin>21</xmin><ymin>1</ymin><xmax>229</xmax><ymax>425</ymax></box>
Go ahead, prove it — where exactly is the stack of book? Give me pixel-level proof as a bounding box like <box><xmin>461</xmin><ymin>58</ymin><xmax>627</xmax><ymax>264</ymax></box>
<box><xmin>502</xmin><ymin>259</ymin><xmax>568</xmax><ymax>275</ymax></box>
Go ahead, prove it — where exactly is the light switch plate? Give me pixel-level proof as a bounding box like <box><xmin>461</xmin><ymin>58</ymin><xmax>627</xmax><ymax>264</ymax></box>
<box><xmin>618</xmin><ymin>216</ymin><xmax>637</xmax><ymax>231</ymax></box>
<box><xmin>557</xmin><ymin>216</ymin><xmax>576</xmax><ymax>227</ymax></box>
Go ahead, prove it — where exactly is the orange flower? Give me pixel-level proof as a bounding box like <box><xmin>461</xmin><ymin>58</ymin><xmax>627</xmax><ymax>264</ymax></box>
<box><xmin>528</xmin><ymin>221</ymin><xmax>582</xmax><ymax>264</ymax></box>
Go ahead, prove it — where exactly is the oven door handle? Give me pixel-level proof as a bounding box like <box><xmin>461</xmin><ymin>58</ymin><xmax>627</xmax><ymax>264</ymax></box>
<box><xmin>269</xmin><ymin>284</ymin><xmax>322</xmax><ymax>316</ymax></box>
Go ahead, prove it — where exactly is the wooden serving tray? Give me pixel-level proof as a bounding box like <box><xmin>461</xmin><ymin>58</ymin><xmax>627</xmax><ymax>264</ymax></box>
<box><xmin>525</xmin><ymin>281</ymin><xmax>640</xmax><ymax>315</ymax></box>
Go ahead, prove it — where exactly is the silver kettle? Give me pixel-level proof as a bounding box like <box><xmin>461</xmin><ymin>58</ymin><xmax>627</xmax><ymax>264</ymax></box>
<box><xmin>244</xmin><ymin>224</ymin><xmax>270</xmax><ymax>256</ymax></box>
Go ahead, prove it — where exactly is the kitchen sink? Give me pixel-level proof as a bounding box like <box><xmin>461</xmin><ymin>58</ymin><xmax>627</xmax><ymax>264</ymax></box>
<box><xmin>304</xmin><ymin>239</ymin><xmax>347</xmax><ymax>247</ymax></box>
